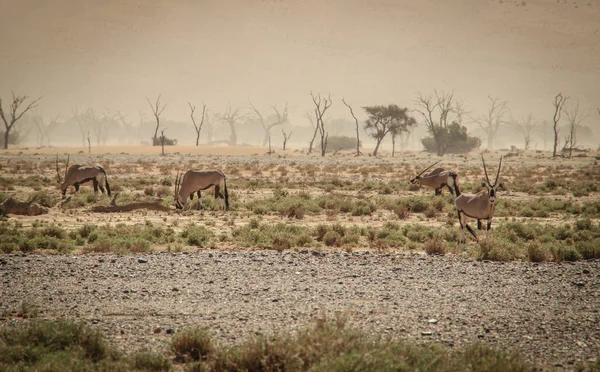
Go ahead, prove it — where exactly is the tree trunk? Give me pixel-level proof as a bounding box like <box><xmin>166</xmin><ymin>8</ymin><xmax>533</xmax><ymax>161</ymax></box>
<box><xmin>372</xmin><ymin>139</ymin><xmax>382</xmax><ymax>157</ymax></box>
<box><xmin>308</xmin><ymin>124</ymin><xmax>319</xmax><ymax>154</ymax></box>
<box><xmin>228</xmin><ymin>122</ymin><xmax>237</xmax><ymax>146</ymax></box>
<box><xmin>552</xmin><ymin>123</ymin><xmax>558</xmax><ymax>158</ymax></box>
<box><xmin>3</xmin><ymin>129</ymin><xmax>9</xmax><ymax>149</ymax></box>
<box><xmin>196</xmin><ymin>131</ymin><xmax>200</xmax><ymax>146</ymax></box>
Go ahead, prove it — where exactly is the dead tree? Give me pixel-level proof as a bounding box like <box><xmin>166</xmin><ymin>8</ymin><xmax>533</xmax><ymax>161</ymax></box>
<box><xmin>472</xmin><ymin>96</ymin><xmax>508</xmax><ymax>150</ymax></box>
<box><xmin>189</xmin><ymin>102</ymin><xmax>206</xmax><ymax>146</ymax></box>
<box><xmin>249</xmin><ymin>101</ymin><xmax>289</xmax><ymax>147</ymax></box>
<box><xmin>342</xmin><ymin>98</ymin><xmax>362</xmax><ymax>156</ymax></box>
<box><xmin>305</xmin><ymin>111</ymin><xmax>319</xmax><ymax>154</ymax></box>
<box><xmin>0</xmin><ymin>92</ymin><xmax>41</xmax><ymax>149</ymax></box>
<box><xmin>281</xmin><ymin>129</ymin><xmax>293</xmax><ymax>150</ymax></box>
<box><xmin>310</xmin><ymin>92</ymin><xmax>332</xmax><ymax>157</ymax></box>
<box><xmin>215</xmin><ymin>105</ymin><xmax>247</xmax><ymax>146</ymax></box>
<box><xmin>552</xmin><ymin>93</ymin><xmax>569</xmax><ymax>158</ymax></box>
<box><xmin>562</xmin><ymin>100</ymin><xmax>587</xmax><ymax>158</ymax></box>
<box><xmin>147</xmin><ymin>95</ymin><xmax>167</xmax><ymax>146</ymax></box>
<box><xmin>510</xmin><ymin>113</ymin><xmax>537</xmax><ymax>150</ymax></box>
<box><xmin>32</xmin><ymin>113</ymin><xmax>60</xmax><ymax>147</ymax></box>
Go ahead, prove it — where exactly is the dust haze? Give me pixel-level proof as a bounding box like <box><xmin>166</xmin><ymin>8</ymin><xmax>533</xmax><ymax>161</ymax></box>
<box><xmin>1</xmin><ymin>0</ymin><xmax>599</xmax><ymax>149</ymax></box>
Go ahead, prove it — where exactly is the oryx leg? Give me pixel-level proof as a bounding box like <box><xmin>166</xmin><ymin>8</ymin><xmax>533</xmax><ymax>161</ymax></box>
<box><xmin>98</xmin><ymin>177</ymin><xmax>106</xmax><ymax>195</ymax></box>
<box><xmin>477</xmin><ymin>219</ymin><xmax>483</xmax><ymax>230</ymax></box>
<box><xmin>434</xmin><ymin>188</ymin><xmax>441</xmax><ymax>196</ymax></box>
<box><xmin>74</xmin><ymin>183</ymin><xmax>80</xmax><ymax>193</ymax></box>
<box><xmin>92</xmin><ymin>179</ymin><xmax>99</xmax><ymax>201</ymax></box>
<box><xmin>197</xmin><ymin>191</ymin><xmax>202</xmax><ymax>210</ymax></box>
<box><xmin>214</xmin><ymin>185</ymin><xmax>225</xmax><ymax>211</ymax></box>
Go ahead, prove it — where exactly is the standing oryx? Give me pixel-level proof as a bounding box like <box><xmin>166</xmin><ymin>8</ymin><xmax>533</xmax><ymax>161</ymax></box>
<box><xmin>409</xmin><ymin>161</ymin><xmax>457</xmax><ymax>196</ymax></box>
<box><xmin>56</xmin><ymin>155</ymin><xmax>111</xmax><ymax>200</ymax></box>
<box><xmin>174</xmin><ymin>170</ymin><xmax>229</xmax><ymax>211</ymax></box>
<box><xmin>453</xmin><ymin>155</ymin><xmax>503</xmax><ymax>248</ymax></box>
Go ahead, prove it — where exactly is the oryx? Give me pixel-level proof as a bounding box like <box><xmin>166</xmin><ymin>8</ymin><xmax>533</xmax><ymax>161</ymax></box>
<box><xmin>56</xmin><ymin>155</ymin><xmax>111</xmax><ymax>199</ymax></box>
<box><xmin>409</xmin><ymin>161</ymin><xmax>457</xmax><ymax>196</ymax></box>
<box><xmin>453</xmin><ymin>155</ymin><xmax>503</xmax><ymax>248</ymax></box>
<box><xmin>174</xmin><ymin>170</ymin><xmax>229</xmax><ymax>211</ymax></box>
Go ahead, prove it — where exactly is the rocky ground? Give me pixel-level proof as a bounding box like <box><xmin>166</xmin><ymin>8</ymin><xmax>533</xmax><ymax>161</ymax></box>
<box><xmin>1</xmin><ymin>252</ymin><xmax>598</xmax><ymax>370</ymax></box>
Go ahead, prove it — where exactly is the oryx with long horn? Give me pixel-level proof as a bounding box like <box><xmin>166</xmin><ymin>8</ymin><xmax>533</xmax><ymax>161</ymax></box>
<box><xmin>453</xmin><ymin>155</ymin><xmax>503</xmax><ymax>248</ymax></box>
<box><xmin>409</xmin><ymin>161</ymin><xmax>458</xmax><ymax>196</ymax></box>
<box><xmin>56</xmin><ymin>155</ymin><xmax>111</xmax><ymax>200</ymax></box>
<box><xmin>174</xmin><ymin>170</ymin><xmax>229</xmax><ymax>211</ymax></box>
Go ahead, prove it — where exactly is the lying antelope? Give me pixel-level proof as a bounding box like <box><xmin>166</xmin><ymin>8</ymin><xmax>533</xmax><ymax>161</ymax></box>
<box><xmin>56</xmin><ymin>155</ymin><xmax>111</xmax><ymax>199</ymax></box>
<box><xmin>453</xmin><ymin>155</ymin><xmax>503</xmax><ymax>248</ymax></box>
<box><xmin>174</xmin><ymin>170</ymin><xmax>229</xmax><ymax>211</ymax></box>
<box><xmin>409</xmin><ymin>161</ymin><xmax>457</xmax><ymax>196</ymax></box>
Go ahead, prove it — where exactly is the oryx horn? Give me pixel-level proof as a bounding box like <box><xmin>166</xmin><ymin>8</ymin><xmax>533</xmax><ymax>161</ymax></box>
<box><xmin>416</xmin><ymin>160</ymin><xmax>441</xmax><ymax>177</ymax></box>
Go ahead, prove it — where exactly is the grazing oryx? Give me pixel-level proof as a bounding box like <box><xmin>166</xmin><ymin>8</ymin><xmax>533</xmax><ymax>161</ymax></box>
<box><xmin>174</xmin><ymin>170</ymin><xmax>229</xmax><ymax>211</ymax></box>
<box><xmin>409</xmin><ymin>161</ymin><xmax>457</xmax><ymax>196</ymax></box>
<box><xmin>453</xmin><ymin>155</ymin><xmax>503</xmax><ymax>248</ymax></box>
<box><xmin>56</xmin><ymin>155</ymin><xmax>111</xmax><ymax>199</ymax></box>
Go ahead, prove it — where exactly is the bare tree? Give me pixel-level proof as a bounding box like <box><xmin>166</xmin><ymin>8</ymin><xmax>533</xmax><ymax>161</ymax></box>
<box><xmin>204</xmin><ymin>111</ymin><xmax>215</xmax><ymax>144</ymax></box>
<box><xmin>414</xmin><ymin>91</ymin><xmax>465</xmax><ymax>156</ymax></box>
<box><xmin>562</xmin><ymin>100</ymin><xmax>587</xmax><ymax>158</ymax></box>
<box><xmin>32</xmin><ymin>113</ymin><xmax>61</xmax><ymax>147</ymax></box>
<box><xmin>342</xmin><ymin>98</ymin><xmax>362</xmax><ymax>156</ymax></box>
<box><xmin>310</xmin><ymin>92</ymin><xmax>332</xmax><ymax>157</ymax></box>
<box><xmin>472</xmin><ymin>96</ymin><xmax>508</xmax><ymax>150</ymax></box>
<box><xmin>552</xmin><ymin>93</ymin><xmax>569</xmax><ymax>158</ymax></box>
<box><xmin>281</xmin><ymin>129</ymin><xmax>292</xmax><ymax>150</ymax></box>
<box><xmin>249</xmin><ymin>101</ymin><xmax>289</xmax><ymax>147</ymax></box>
<box><xmin>510</xmin><ymin>113</ymin><xmax>537</xmax><ymax>150</ymax></box>
<box><xmin>189</xmin><ymin>102</ymin><xmax>206</xmax><ymax>146</ymax></box>
<box><xmin>147</xmin><ymin>95</ymin><xmax>167</xmax><ymax>146</ymax></box>
<box><xmin>215</xmin><ymin>105</ymin><xmax>247</xmax><ymax>146</ymax></box>
<box><xmin>0</xmin><ymin>92</ymin><xmax>41</xmax><ymax>149</ymax></box>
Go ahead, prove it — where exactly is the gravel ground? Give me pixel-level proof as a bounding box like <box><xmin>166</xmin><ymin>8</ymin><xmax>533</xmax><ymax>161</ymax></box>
<box><xmin>1</xmin><ymin>252</ymin><xmax>599</xmax><ymax>370</ymax></box>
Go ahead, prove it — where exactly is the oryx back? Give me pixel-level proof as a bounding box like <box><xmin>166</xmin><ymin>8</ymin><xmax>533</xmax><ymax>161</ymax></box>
<box><xmin>61</xmin><ymin>165</ymin><xmax>111</xmax><ymax>197</ymax></box>
<box><xmin>177</xmin><ymin>170</ymin><xmax>229</xmax><ymax>211</ymax></box>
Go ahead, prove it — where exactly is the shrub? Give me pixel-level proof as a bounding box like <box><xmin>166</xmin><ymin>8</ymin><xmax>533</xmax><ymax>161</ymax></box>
<box><xmin>171</xmin><ymin>327</ymin><xmax>215</xmax><ymax>362</ymax></box>
<box><xmin>181</xmin><ymin>226</ymin><xmax>213</xmax><ymax>248</ymax></box>
<box><xmin>424</xmin><ymin>239</ymin><xmax>446</xmax><ymax>255</ymax></box>
<box><xmin>526</xmin><ymin>241</ymin><xmax>550</xmax><ymax>262</ymax></box>
<box><xmin>327</xmin><ymin>135</ymin><xmax>357</xmax><ymax>151</ymax></box>
<box><xmin>323</xmin><ymin>231</ymin><xmax>342</xmax><ymax>247</ymax></box>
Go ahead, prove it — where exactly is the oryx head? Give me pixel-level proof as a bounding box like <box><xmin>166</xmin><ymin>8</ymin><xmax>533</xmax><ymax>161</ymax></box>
<box><xmin>174</xmin><ymin>172</ymin><xmax>184</xmax><ymax>210</ymax></box>
<box><xmin>409</xmin><ymin>160</ymin><xmax>440</xmax><ymax>184</ymax></box>
<box><xmin>482</xmin><ymin>155</ymin><xmax>503</xmax><ymax>204</ymax></box>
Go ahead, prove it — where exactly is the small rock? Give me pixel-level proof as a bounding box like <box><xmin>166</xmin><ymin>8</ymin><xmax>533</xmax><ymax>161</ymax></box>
<box><xmin>138</xmin><ymin>258</ymin><xmax>148</xmax><ymax>264</ymax></box>
<box><xmin>421</xmin><ymin>331</ymin><xmax>433</xmax><ymax>336</ymax></box>
<box><xmin>154</xmin><ymin>327</ymin><xmax>162</xmax><ymax>334</ymax></box>
<box><xmin>172</xmin><ymin>287</ymin><xmax>179</xmax><ymax>292</ymax></box>
<box><xmin>428</xmin><ymin>319</ymin><xmax>438</xmax><ymax>324</ymax></box>
<box><xmin>166</xmin><ymin>328</ymin><xmax>175</xmax><ymax>334</ymax></box>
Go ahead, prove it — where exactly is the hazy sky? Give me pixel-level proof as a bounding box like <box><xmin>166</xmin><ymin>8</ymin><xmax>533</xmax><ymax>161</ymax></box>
<box><xmin>1</xmin><ymin>0</ymin><xmax>598</xmax><ymax>126</ymax></box>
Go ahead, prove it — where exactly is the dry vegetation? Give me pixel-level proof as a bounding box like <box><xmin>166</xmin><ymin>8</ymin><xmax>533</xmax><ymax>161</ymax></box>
<box><xmin>1</xmin><ymin>147</ymin><xmax>599</xmax><ymax>262</ymax></box>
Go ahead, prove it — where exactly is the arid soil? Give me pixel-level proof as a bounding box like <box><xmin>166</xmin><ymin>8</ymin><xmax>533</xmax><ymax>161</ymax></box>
<box><xmin>1</xmin><ymin>252</ymin><xmax>599</xmax><ymax>370</ymax></box>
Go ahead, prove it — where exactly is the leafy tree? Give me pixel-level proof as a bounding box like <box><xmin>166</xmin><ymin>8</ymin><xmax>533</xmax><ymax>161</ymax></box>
<box><xmin>414</xmin><ymin>91</ymin><xmax>465</xmax><ymax>156</ymax></box>
<box><xmin>363</xmin><ymin>104</ymin><xmax>416</xmax><ymax>156</ymax></box>
<box><xmin>421</xmin><ymin>122</ymin><xmax>481</xmax><ymax>154</ymax></box>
